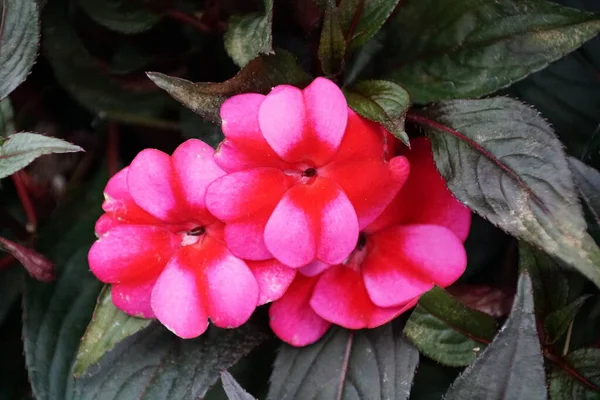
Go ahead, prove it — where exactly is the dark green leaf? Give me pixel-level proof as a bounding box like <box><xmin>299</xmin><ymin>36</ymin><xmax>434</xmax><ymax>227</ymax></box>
<box><xmin>148</xmin><ymin>50</ymin><xmax>310</xmax><ymax>123</ymax></box>
<box><xmin>73</xmin><ymin>323</ymin><xmax>268</xmax><ymax>399</ymax></box>
<box><xmin>77</xmin><ymin>0</ymin><xmax>161</xmax><ymax>34</ymax></box>
<box><xmin>344</xmin><ymin>79</ymin><xmax>410</xmax><ymax>145</ymax></box>
<box><xmin>268</xmin><ymin>324</ymin><xmax>419</xmax><ymax>400</ymax></box>
<box><xmin>0</xmin><ymin>99</ymin><xmax>15</xmax><ymax>136</ymax></box>
<box><xmin>410</xmin><ymin>358</ymin><xmax>461</xmax><ymax>400</ymax></box>
<box><xmin>415</xmin><ymin>98</ymin><xmax>600</xmax><ymax>288</ymax></box>
<box><xmin>444</xmin><ymin>273</ymin><xmax>547</xmax><ymax>400</ymax></box>
<box><xmin>549</xmin><ymin>348</ymin><xmax>600</xmax><ymax>398</ymax></box>
<box><xmin>338</xmin><ymin>0</ymin><xmax>400</xmax><ymax>51</ymax></box>
<box><xmin>224</xmin><ymin>0</ymin><xmax>273</xmax><ymax>67</ymax></box>
<box><xmin>404</xmin><ymin>287</ymin><xmax>497</xmax><ymax>367</ymax></box>
<box><xmin>72</xmin><ymin>286</ymin><xmax>152</xmax><ymax>378</ymax></box>
<box><xmin>0</xmin><ymin>133</ymin><xmax>83</xmax><ymax>179</ymax></box>
<box><xmin>318</xmin><ymin>5</ymin><xmax>346</xmax><ymax>76</ymax></box>
<box><xmin>43</xmin><ymin>0</ymin><xmax>172</xmax><ymax>122</ymax></box>
<box><xmin>544</xmin><ymin>295</ymin><xmax>590</xmax><ymax>344</ymax></box>
<box><xmin>0</xmin><ymin>267</ymin><xmax>24</xmax><ymax>325</ymax></box>
<box><xmin>380</xmin><ymin>0</ymin><xmax>600</xmax><ymax>103</ymax></box>
<box><xmin>0</xmin><ymin>0</ymin><xmax>39</xmax><ymax>99</ymax></box>
<box><xmin>569</xmin><ymin>157</ymin><xmax>600</xmax><ymax>242</ymax></box>
<box><xmin>180</xmin><ymin>107</ymin><xmax>224</xmax><ymax>148</ymax></box>
<box><xmin>221</xmin><ymin>372</ymin><xmax>256</xmax><ymax>400</ymax></box>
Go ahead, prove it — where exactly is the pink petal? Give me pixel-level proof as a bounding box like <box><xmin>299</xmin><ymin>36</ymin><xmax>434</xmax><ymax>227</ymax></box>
<box><xmin>127</xmin><ymin>149</ymin><xmax>185</xmax><ymax>223</ymax></box>
<box><xmin>94</xmin><ymin>214</ymin><xmax>121</xmax><ymax>236</ymax></box>
<box><xmin>102</xmin><ymin>167</ymin><xmax>160</xmax><ymax>225</ymax></box>
<box><xmin>327</xmin><ymin>109</ymin><xmax>387</xmax><ymax>163</ymax></box>
<box><xmin>321</xmin><ymin>156</ymin><xmax>409</xmax><ymax>229</ymax></box>
<box><xmin>224</xmin><ymin>216</ymin><xmax>273</xmax><ymax>260</ymax></box>
<box><xmin>151</xmin><ymin>247</ymin><xmax>209</xmax><ymax>338</ymax></box>
<box><xmin>299</xmin><ymin>260</ymin><xmax>331</xmax><ymax>277</ymax></box>
<box><xmin>258</xmin><ymin>78</ymin><xmax>347</xmax><ymax>165</ymax></box>
<box><xmin>214</xmin><ymin>139</ymin><xmax>287</xmax><ymax>172</ymax></box>
<box><xmin>264</xmin><ymin>177</ymin><xmax>358</xmax><ymax>268</ymax></box>
<box><xmin>199</xmin><ymin>237</ymin><xmax>259</xmax><ymax>328</ymax></box>
<box><xmin>363</xmin><ymin>225</ymin><xmax>467</xmax><ymax>307</ymax></box>
<box><xmin>88</xmin><ymin>225</ymin><xmax>177</xmax><ymax>283</ymax></box>
<box><xmin>111</xmin><ymin>278</ymin><xmax>156</xmax><ymax>318</ymax></box>
<box><xmin>247</xmin><ymin>259</ymin><xmax>296</xmax><ymax>305</ymax></box>
<box><xmin>269</xmin><ymin>275</ymin><xmax>331</xmax><ymax>347</ymax></box>
<box><xmin>368</xmin><ymin>298</ymin><xmax>418</xmax><ymax>329</ymax></box>
<box><xmin>172</xmin><ymin>139</ymin><xmax>225</xmax><ymax>219</ymax></box>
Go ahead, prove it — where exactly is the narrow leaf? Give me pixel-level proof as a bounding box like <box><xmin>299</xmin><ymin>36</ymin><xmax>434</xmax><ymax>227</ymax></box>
<box><xmin>444</xmin><ymin>273</ymin><xmax>547</xmax><ymax>400</ymax></box>
<box><xmin>549</xmin><ymin>348</ymin><xmax>600</xmax><ymax>398</ymax></box>
<box><xmin>380</xmin><ymin>0</ymin><xmax>600</xmax><ymax>102</ymax></box>
<box><xmin>0</xmin><ymin>133</ymin><xmax>83</xmax><ymax>179</ymax></box>
<box><xmin>0</xmin><ymin>0</ymin><xmax>40</xmax><ymax>99</ymax></box>
<box><xmin>72</xmin><ymin>286</ymin><xmax>151</xmax><ymax>378</ymax></box>
<box><xmin>0</xmin><ymin>99</ymin><xmax>15</xmax><ymax>136</ymax></box>
<box><xmin>147</xmin><ymin>51</ymin><xmax>310</xmax><ymax>123</ymax></box>
<box><xmin>221</xmin><ymin>372</ymin><xmax>256</xmax><ymax>400</ymax></box>
<box><xmin>414</xmin><ymin>98</ymin><xmax>600</xmax><ymax>288</ymax></box>
<box><xmin>318</xmin><ymin>5</ymin><xmax>346</xmax><ymax>76</ymax></box>
<box><xmin>544</xmin><ymin>295</ymin><xmax>590</xmax><ymax>344</ymax></box>
<box><xmin>344</xmin><ymin>79</ymin><xmax>410</xmax><ymax>145</ymax></box>
<box><xmin>404</xmin><ymin>287</ymin><xmax>497</xmax><ymax>367</ymax></box>
<box><xmin>224</xmin><ymin>0</ymin><xmax>273</xmax><ymax>67</ymax></box>
<box><xmin>268</xmin><ymin>324</ymin><xmax>419</xmax><ymax>400</ymax></box>
<box><xmin>338</xmin><ymin>0</ymin><xmax>400</xmax><ymax>51</ymax></box>
<box><xmin>77</xmin><ymin>0</ymin><xmax>161</xmax><ymax>34</ymax></box>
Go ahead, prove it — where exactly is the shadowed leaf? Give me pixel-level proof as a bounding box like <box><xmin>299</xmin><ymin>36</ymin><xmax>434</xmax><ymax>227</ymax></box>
<box><xmin>549</xmin><ymin>348</ymin><xmax>600</xmax><ymax>398</ymax></box>
<box><xmin>221</xmin><ymin>372</ymin><xmax>256</xmax><ymax>400</ymax></box>
<box><xmin>77</xmin><ymin>0</ymin><xmax>161</xmax><ymax>34</ymax></box>
<box><xmin>224</xmin><ymin>0</ymin><xmax>273</xmax><ymax>67</ymax></box>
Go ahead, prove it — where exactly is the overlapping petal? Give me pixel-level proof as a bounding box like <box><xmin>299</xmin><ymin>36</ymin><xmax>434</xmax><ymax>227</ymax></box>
<box><xmin>111</xmin><ymin>278</ymin><xmax>156</xmax><ymax>318</ymax></box>
<box><xmin>247</xmin><ymin>259</ymin><xmax>296</xmax><ymax>305</ymax></box>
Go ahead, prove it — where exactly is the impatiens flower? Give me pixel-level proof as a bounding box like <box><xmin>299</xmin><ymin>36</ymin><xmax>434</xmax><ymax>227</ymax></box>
<box><xmin>205</xmin><ymin>77</ymin><xmax>409</xmax><ymax>268</ymax></box>
<box><xmin>88</xmin><ymin>139</ymin><xmax>295</xmax><ymax>339</ymax></box>
<box><xmin>269</xmin><ymin>137</ymin><xmax>472</xmax><ymax>346</ymax></box>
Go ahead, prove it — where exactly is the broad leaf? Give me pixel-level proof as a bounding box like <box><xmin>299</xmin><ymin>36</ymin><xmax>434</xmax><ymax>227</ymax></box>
<box><xmin>0</xmin><ymin>133</ymin><xmax>83</xmax><ymax>179</ymax></box>
<box><xmin>344</xmin><ymin>79</ymin><xmax>410</xmax><ymax>145</ymax></box>
<box><xmin>569</xmin><ymin>157</ymin><xmax>600</xmax><ymax>241</ymax></box>
<box><xmin>148</xmin><ymin>51</ymin><xmax>310</xmax><ymax>123</ymax></box>
<box><xmin>0</xmin><ymin>99</ymin><xmax>15</xmax><ymax>136</ymax></box>
<box><xmin>77</xmin><ymin>0</ymin><xmax>161</xmax><ymax>34</ymax></box>
<box><xmin>224</xmin><ymin>0</ymin><xmax>273</xmax><ymax>67</ymax></box>
<box><xmin>338</xmin><ymin>0</ymin><xmax>400</xmax><ymax>51</ymax></box>
<box><xmin>404</xmin><ymin>287</ymin><xmax>497</xmax><ymax>367</ymax></box>
<box><xmin>415</xmin><ymin>98</ymin><xmax>600</xmax><ymax>288</ymax></box>
<box><xmin>268</xmin><ymin>324</ymin><xmax>419</xmax><ymax>400</ymax></box>
<box><xmin>0</xmin><ymin>0</ymin><xmax>40</xmax><ymax>99</ymax></box>
<box><xmin>43</xmin><ymin>0</ymin><xmax>172</xmax><ymax>123</ymax></box>
<box><xmin>221</xmin><ymin>372</ymin><xmax>256</xmax><ymax>400</ymax></box>
<box><xmin>72</xmin><ymin>286</ymin><xmax>151</xmax><ymax>378</ymax></box>
<box><xmin>544</xmin><ymin>295</ymin><xmax>590</xmax><ymax>344</ymax></box>
<box><xmin>549</xmin><ymin>348</ymin><xmax>600</xmax><ymax>398</ymax></box>
<box><xmin>73</xmin><ymin>323</ymin><xmax>268</xmax><ymax>399</ymax></box>
<box><xmin>318</xmin><ymin>4</ymin><xmax>345</xmax><ymax>76</ymax></box>
<box><xmin>444</xmin><ymin>273</ymin><xmax>547</xmax><ymax>399</ymax></box>
<box><xmin>380</xmin><ymin>0</ymin><xmax>600</xmax><ymax>103</ymax></box>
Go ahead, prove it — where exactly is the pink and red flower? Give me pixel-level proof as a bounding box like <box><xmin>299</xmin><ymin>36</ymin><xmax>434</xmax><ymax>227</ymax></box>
<box><xmin>269</xmin><ymin>138</ymin><xmax>471</xmax><ymax>346</ymax></box>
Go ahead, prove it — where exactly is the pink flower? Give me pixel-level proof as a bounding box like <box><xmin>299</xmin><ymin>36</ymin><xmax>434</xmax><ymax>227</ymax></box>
<box><xmin>88</xmin><ymin>139</ymin><xmax>295</xmax><ymax>339</ymax></box>
<box><xmin>269</xmin><ymin>138</ymin><xmax>471</xmax><ymax>346</ymax></box>
<box><xmin>205</xmin><ymin>77</ymin><xmax>409</xmax><ymax>268</ymax></box>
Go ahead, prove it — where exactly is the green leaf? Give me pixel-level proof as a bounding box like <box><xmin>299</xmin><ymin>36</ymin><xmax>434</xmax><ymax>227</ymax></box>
<box><xmin>224</xmin><ymin>0</ymin><xmax>273</xmax><ymax>67</ymax></box>
<box><xmin>549</xmin><ymin>348</ymin><xmax>600</xmax><ymax>398</ymax></box>
<box><xmin>148</xmin><ymin>50</ymin><xmax>310</xmax><ymax>123</ymax></box>
<box><xmin>0</xmin><ymin>99</ymin><xmax>15</xmax><ymax>136</ymax></box>
<box><xmin>221</xmin><ymin>372</ymin><xmax>256</xmax><ymax>400</ymax></box>
<box><xmin>414</xmin><ymin>98</ymin><xmax>600</xmax><ymax>288</ymax></box>
<box><xmin>0</xmin><ymin>0</ymin><xmax>40</xmax><ymax>99</ymax></box>
<box><xmin>343</xmin><ymin>79</ymin><xmax>410</xmax><ymax>145</ymax></box>
<box><xmin>72</xmin><ymin>286</ymin><xmax>152</xmax><ymax>378</ymax></box>
<box><xmin>444</xmin><ymin>273</ymin><xmax>547</xmax><ymax>400</ymax></box>
<box><xmin>77</xmin><ymin>0</ymin><xmax>161</xmax><ymax>34</ymax></box>
<box><xmin>43</xmin><ymin>0</ymin><xmax>172</xmax><ymax>122</ymax></box>
<box><xmin>318</xmin><ymin>5</ymin><xmax>346</xmax><ymax>76</ymax></box>
<box><xmin>338</xmin><ymin>0</ymin><xmax>400</xmax><ymax>51</ymax></box>
<box><xmin>73</xmin><ymin>323</ymin><xmax>268</xmax><ymax>399</ymax></box>
<box><xmin>268</xmin><ymin>324</ymin><xmax>419</xmax><ymax>400</ymax></box>
<box><xmin>569</xmin><ymin>157</ymin><xmax>600</xmax><ymax>242</ymax></box>
<box><xmin>544</xmin><ymin>295</ymin><xmax>590</xmax><ymax>344</ymax></box>
<box><xmin>380</xmin><ymin>0</ymin><xmax>600</xmax><ymax>103</ymax></box>
<box><xmin>0</xmin><ymin>133</ymin><xmax>83</xmax><ymax>179</ymax></box>
<box><xmin>404</xmin><ymin>287</ymin><xmax>497</xmax><ymax>367</ymax></box>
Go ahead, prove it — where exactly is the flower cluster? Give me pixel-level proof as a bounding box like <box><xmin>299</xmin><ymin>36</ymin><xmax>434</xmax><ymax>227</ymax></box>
<box><xmin>88</xmin><ymin>78</ymin><xmax>471</xmax><ymax>346</ymax></box>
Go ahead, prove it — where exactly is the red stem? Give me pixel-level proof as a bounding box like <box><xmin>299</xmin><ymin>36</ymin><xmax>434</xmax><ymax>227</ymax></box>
<box><xmin>12</xmin><ymin>172</ymin><xmax>37</xmax><ymax>233</ymax></box>
<box><xmin>544</xmin><ymin>350</ymin><xmax>600</xmax><ymax>391</ymax></box>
